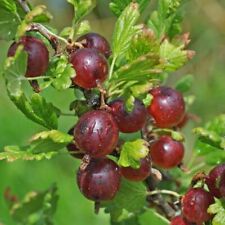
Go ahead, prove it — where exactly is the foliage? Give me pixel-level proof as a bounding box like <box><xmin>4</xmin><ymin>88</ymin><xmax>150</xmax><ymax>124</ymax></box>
<box><xmin>1</xmin><ymin>0</ymin><xmax>224</xmax><ymax>225</ymax></box>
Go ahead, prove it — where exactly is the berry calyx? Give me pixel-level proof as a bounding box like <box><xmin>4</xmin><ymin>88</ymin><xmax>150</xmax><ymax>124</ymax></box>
<box><xmin>150</xmin><ymin>136</ymin><xmax>184</xmax><ymax>169</ymax></box>
<box><xmin>205</xmin><ymin>164</ymin><xmax>225</xmax><ymax>198</ymax></box>
<box><xmin>147</xmin><ymin>86</ymin><xmax>185</xmax><ymax>128</ymax></box>
<box><xmin>121</xmin><ymin>156</ymin><xmax>151</xmax><ymax>181</ymax></box>
<box><xmin>70</xmin><ymin>48</ymin><xmax>108</xmax><ymax>89</ymax></box>
<box><xmin>109</xmin><ymin>99</ymin><xmax>147</xmax><ymax>133</ymax></box>
<box><xmin>182</xmin><ymin>188</ymin><xmax>215</xmax><ymax>224</ymax></box>
<box><xmin>170</xmin><ymin>216</ymin><xmax>191</xmax><ymax>225</ymax></box>
<box><xmin>77</xmin><ymin>158</ymin><xmax>121</xmax><ymax>201</ymax></box>
<box><xmin>74</xmin><ymin>110</ymin><xmax>119</xmax><ymax>158</ymax></box>
<box><xmin>7</xmin><ymin>36</ymin><xmax>49</xmax><ymax>77</ymax></box>
<box><xmin>66</xmin><ymin>127</ymin><xmax>84</xmax><ymax>159</ymax></box>
<box><xmin>77</xmin><ymin>32</ymin><xmax>111</xmax><ymax>58</ymax></box>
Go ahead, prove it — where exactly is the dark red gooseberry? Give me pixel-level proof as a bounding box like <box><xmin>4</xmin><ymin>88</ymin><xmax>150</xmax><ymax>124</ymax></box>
<box><xmin>182</xmin><ymin>188</ymin><xmax>215</xmax><ymax>224</ymax></box>
<box><xmin>70</xmin><ymin>48</ymin><xmax>108</xmax><ymax>89</ymax></box>
<box><xmin>109</xmin><ymin>99</ymin><xmax>147</xmax><ymax>133</ymax></box>
<box><xmin>77</xmin><ymin>158</ymin><xmax>121</xmax><ymax>201</ymax></box>
<box><xmin>74</xmin><ymin>110</ymin><xmax>119</xmax><ymax>158</ymax></box>
<box><xmin>77</xmin><ymin>32</ymin><xmax>111</xmax><ymax>58</ymax></box>
<box><xmin>150</xmin><ymin>136</ymin><xmax>184</xmax><ymax>169</ymax></box>
<box><xmin>219</xmin><ymin>171</ymin><xmax>225</xmax><ymax>198</ymax></box>
<box><xmin>7</xmin><ymin>36</ymin><xmax>49</xmax><ymax>77</ymax></box>
<box><xmin>147</xmin><ymin>86</ymin><xmax>185</xmax><ymax>128</ymax></box>
<box><xmin>206</xmin><ymin>164</ymin><xmax>225</xmax><ymax>198</ymax></box>
<box><xmin>121</xmin><ymin>156</ymin><xmax>151</xmax><ymax>181</ymax></box>
<box><xmin>170</xmin><ymin>216</ymin><xmax>192</xmax><ymax>225</ymax></box>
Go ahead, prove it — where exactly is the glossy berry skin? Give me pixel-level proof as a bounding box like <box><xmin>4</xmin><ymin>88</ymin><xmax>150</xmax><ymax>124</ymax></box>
<box><xmin>109</xmin><ymin>99</ymin><xmax>147</xmax><ymax>133</ymax></box>
<box><xmin>70</xmin><ymin>48</ymin><xmax>108</xmax><ymax>89</ymax></box>
<box><xmin>66</xmin><ymin>127</ymin><xmax>84</xmax><ymax>159</ymax></box>
<box><xmin>219</xmin><ymin>171</ymin><xmax>225</xmax><ymax>197</ymax></box>
<box><xmin>121</xmin><ymin>156</ymin><xmax>151</xmax><ymax>181</ymax></box>
<box><xmin>150</xmin><ymin>136</ymin><xmax>184</xmax><ymax>169</ymax></box>
<box><xmin>170</xmin><ymin>216</ymin><xmax>191</xmax><ymax>225</ymax></box>
<box><xmin>182</xmin><ymin>188</ymin><xmax>215</xmax><ymax>224</ymax></box>
<box><xmin>74</xmin><ymin>110</ymin><xmax>119</xmax><ymax>158</ymax></box>
<box><xmin>7</xmin><ymin>36</ymin><xmax>49</xmax><ymax>77</ymax></box>
<box><xmin>77</xmin><ymin>158</ymin><xmax>121</xmax><ymax>201</ymax></box>
<box><xmin>147</xmin><ymin>86</ymin><xmax>185</xmax><ymax>128</ymax></box>
<box><xmin>77</xmin><ymin>32</ymin><xmax>111</xmax><ymax>58</ymax></box>
<box><xmin>205</xmin><ymin>164</ymin><xmax>225</xmax><ymax>198</ymax></box>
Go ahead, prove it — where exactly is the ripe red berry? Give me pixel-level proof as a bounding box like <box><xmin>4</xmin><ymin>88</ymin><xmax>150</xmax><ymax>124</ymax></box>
<box><xmin>109</xmin><ymin>99</ymin><xmax>147</xmax><ymax>133</ymax></box>
<box><xmin>219</xmin><ymin>171</ymin><xmax>225</xmax><ymax>198</ymax></box>
<box><xmin>66</xmin><ymin>127</ymin><xmax>84</xmax><ymax>159</ymax></box>
<box><xmin>77</xmin><ymin>32</ymin><xmax>111</xmax><ymax>58</ymax></box>
<box><xmin>170</xmin><ymin>216</ymin><xmax>191</xmax><ymax>225</ymax></box>
<box><xmin>150</xmin><ymin>136</ymin><xmax>184</xmax><ymax>169</ymax></box>
<box><xmin>206</xmin><ymin>164</ymin><xmax>225</xmax><ymax>198</ymax></box>
<box><xmin>147</xmin><ymin>86</ymin><xmax>185</xmax><ymax>128</ymax></box>
<box><xmin>7</xmin><ymin>36</ymin><xmax>49</xmax><ymax>77</ymax></box>
<box><xmin>74</xmin><ymin>110</ymin><xmax>119</xmax><ymax>158</ymax></box>
<box><xmin>182</xmin><ymin>188</ymin><xmax>215</xmax><ymax>224</ymax></box>
<box><xmin>70</xmin><ymin>48</ymin><xmax>108</xmax><ymax>89</ymax></box>
<box><xmin>77</xmin><ymin>158</ymin><xmax>121</xmax><ymax>201</ymax></box>
<box><xmin>121</xmin><ymin>156</ymin><xmax>151</xmax><ymax>181</ymax></box>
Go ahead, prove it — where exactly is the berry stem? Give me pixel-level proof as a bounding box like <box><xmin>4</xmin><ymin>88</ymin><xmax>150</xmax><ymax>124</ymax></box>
<box><xmin>147</xmin><ymin>190</ymin><xmax>181</xmax><ymax>199</ymax></box>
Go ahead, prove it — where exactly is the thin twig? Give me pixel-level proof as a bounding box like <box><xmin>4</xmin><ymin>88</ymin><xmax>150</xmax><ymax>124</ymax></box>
<box><xmin>17</xmin><ymin>0</ymin><xmax>30</xmax><ymax>13</ymax></box>
<box><xmin>147</xmin><ymin>190</ymin><xmax>181</xmax><ymax>199</ymax></box>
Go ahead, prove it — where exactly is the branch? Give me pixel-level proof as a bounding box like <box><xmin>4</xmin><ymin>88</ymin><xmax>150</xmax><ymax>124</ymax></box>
<box><xmin>17</xmin><ymin>0</ymin><xmax>30</xmax><ymax>13</ymax></box>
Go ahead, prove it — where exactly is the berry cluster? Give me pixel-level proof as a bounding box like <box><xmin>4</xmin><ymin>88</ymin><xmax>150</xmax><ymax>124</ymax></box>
<box><xmin>7</xmin><ymin>33</ymin><xmax>187</xmax><ymax>202</ymax></box>
<box><xmin>170</xmin><ymin>164</ymin><xmax>225</xmax><ymax>224</ymax></box>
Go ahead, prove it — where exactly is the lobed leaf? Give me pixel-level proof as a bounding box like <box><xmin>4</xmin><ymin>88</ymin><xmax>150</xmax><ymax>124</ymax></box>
<box><xmin>6</xmin><ymin>184</ymin><xmax>58</xmax><ymax>225</ymax></box>
<box><xmin>45</xmin><ymin>55</ymin><xmax>75</xmax><ymax>90</ymax></box>
<box><xmin>112</xmin><ymin>3</ymin><xmax>141</xmax><ymax>60</ymax></box>
<box><xmin>67</xmin><ymin>0</ymin><xmax>96</xmax><ymax>23</ymax></box>
<box><xmin>1</xmin><ymin>130</ymin><xmax>73</xmax><ymax>162</ymax></box>
<box><xmin>102</xmin><ymin>179</ymin><xmax>147</xmax><ymax>221</ymax></box>
<box><xmin>118</xmin><ymin>139</ymin><xmax>149</xmax><ymax>168</ymax></box>
<box><xmin>208</xmin><ymin>199</ymin><xmax>225</xmax><ymax>225</ymax></box>
<box><xmin>110</xmin><ymin>0</ymin><xmax>150</xmax><ymax>17</ymax></box>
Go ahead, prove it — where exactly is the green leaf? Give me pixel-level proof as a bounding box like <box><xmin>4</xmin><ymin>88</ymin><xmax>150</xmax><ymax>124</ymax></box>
<box><xmin>208</xmin><ymin>199</ymin><xmax>225</xmax><ymax>225</ymax></box>
<box><xmin>0</xmin><ymin>146</ymin><xmax>57</xmax><ymax>162</ymax></box>
<box><xmin>147</xmin><ymin>0</ymin><xmax>182</xmax><ymax>39</ymax></box>
<box><xmin>3</xmin><ymin>48</ymin><xmax>61</xmax><ymax>129</ymax></box>
<box><xmin>118</xmin><ymin>139</ymin><xmax>149</xmax><ymax>168</ymax></box>
<box><xmin>108</xmin><ymin>53</ymin><xmax>161</xmax><ymax>98</ymax></box>
<box><xmin>160</xmin><ymin>40</ymin><xmax>188</xmax><ymax>72</ymax></box>
<box><xmin>110</xmin><ymin>0</ymin><xmax>151</xmax><ymax>17</ymax></box>
<box><xmin>102</xmin><ymin>179</ymin><xmax>147</xmax><ymax>221</ymax></box>
<box><xmin>154</xmin><ymin>128</ymin><xmax>184</xmax><ymax>141</ymax></box>
<box><xmin>6</xmin><ymin>184</ymin><xmax>58</xmax><ymax>225</ymax></box>
<box><xmin>193</xmin><ymin>115</ymin><xmax>225</xmax><ymax>165</ymax></box>
<box><xmin>175</xmin><ymin>74</ymin><xmax>194</xmax><ymax>93</ymax></box>
<box><xmin>0</xmin><ymin>0</ymin><xmax>25</xmax><ymax>40</ymax></box>
<box><xmin>1</xmin><ymin>130</ymin><xmax>73</xmax><ymax>162</ymax></box>
<box><xmin>75</xmin><ymin>20</ymin><xmax>91</xmax><ymax>36</ymax></box>
<box><xmin>127</xmin><ymin>28</ymin><xmax>160</xmax><ymax>62</ymax></box>
<box><xmin>10</xmin><ymin>92</ymin><xmax>59</xmax><ymax>130</ymax></box>
<box><xmin>16</xmin><ymin>5</ymin><xmax>52</xmax><ymax>39</ymax></box>
<box><xmin>67</xmin><ymin>0</ymin><xmax>96</xmax><ymax>23</ymax></box>
<box><xmin>46</xmin><ymin>55</ymin><xmax>75</xmax><ymax>90</ymax></box>
<box><xmin>4</xmin><ymin>46</ymin><xmax>27</xmax><ymax>96</ymax></box>
<box><xmin>112</xmin><ymin>3</ymin><xmax>141</xmax><ymax>59</ymax></box>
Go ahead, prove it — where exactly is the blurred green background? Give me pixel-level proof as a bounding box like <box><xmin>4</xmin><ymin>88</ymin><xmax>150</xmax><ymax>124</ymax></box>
<box><xmin>0</xmin><ymin>0</ymin><xmax>225</xmax><ymax>224</ymax></box>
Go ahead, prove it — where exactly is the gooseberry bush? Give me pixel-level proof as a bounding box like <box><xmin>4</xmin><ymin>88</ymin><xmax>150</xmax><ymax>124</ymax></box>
<box><xmin>1</xmin><ymin>0</ymin><xmax>225</xmax><ymax>225</ymax></box>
